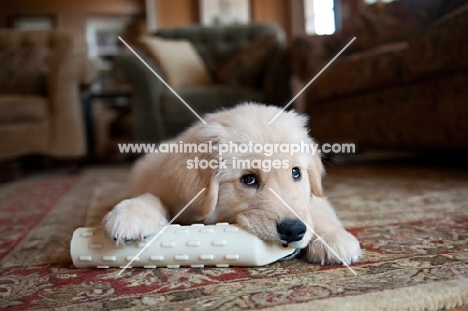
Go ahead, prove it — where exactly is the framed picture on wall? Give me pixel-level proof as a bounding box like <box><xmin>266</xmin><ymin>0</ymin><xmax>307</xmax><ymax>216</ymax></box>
<box><xmin>10</xmin><ymin>14</ymin><xmax>57</xmax><ymax>30</ymax></box>
<box><xmin>200</xmin><ymin>0</ymin><xmax>250</xmax><ymax>26</ymax></box>
<box><xmin>86</xmin><ymin>15</ymin><xmax>135</xmax><ymax>70</ymax></box>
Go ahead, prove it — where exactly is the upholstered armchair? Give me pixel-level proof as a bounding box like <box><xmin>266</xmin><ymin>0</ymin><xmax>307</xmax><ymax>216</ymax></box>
<box><xmin>115</xmin><ymin>23</ymin><xmax>291</xmax><ymax>143</ymax></box>
<box><xmin>0</xmin><ymin>30</ymin><xmax>96</xmax><ymax>160</ymax></box>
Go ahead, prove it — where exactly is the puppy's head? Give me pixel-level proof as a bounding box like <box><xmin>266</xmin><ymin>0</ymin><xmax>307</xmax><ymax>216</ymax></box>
<box><xmin>167</xmin><ymin>103</ymin><xmax>324</xmax><ymax>249</ymax></box>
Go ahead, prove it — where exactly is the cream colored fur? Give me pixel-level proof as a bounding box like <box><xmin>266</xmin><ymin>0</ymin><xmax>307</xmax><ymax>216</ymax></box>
<box><xmin>102</xmin><ymin>103</ymin><xmax>361</xmax><ymax>265</ymax></box>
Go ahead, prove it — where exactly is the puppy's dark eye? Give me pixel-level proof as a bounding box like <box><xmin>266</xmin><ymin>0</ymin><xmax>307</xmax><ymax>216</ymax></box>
<box><xmin>240</xmin><ymin>174</ymin><xmax>258</xmax><ymax>187</ymax></box>
<box><xmin>292</xmin><ymin>167</ymin><xmax>301</xmax><ymax>180</ymax></box>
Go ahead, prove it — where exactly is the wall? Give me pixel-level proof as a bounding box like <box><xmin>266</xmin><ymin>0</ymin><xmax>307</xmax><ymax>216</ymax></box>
<box><xmin>1</xmin><ymin>0</ymin><xmax>361</xmax><ymax>39</ymax></box>
<box><xmin>251</xmin><ymin>0</ymin><xmax>362</xmax><ymax>40</ymax></box>
<box><xmin>251</xmin><ymin>0</ymin><xmax>289</xmax><ymax>36</ymax></box>
<box><xmin>156</xmin><ymin>0</ymin><xmax>199</xmax><ymax>29</ymax></box>
<box><xmin>151</xmin><ymin>0</ymin><xmax>300</xmax><ymax>38</ymax></box>
<box><xmin>154</xmin><ymin>0</ymin><xmax>293</xmax><ymax>31</ymax></box>
<box><xmin>341</xmin><ymin>0</ymin><xmax>363</xmax><ymax>30</ymax></box>
<box><xmin>0</xmin><ymin>0</ymin><xmax>144</xmax><ymax>31</ymax></box>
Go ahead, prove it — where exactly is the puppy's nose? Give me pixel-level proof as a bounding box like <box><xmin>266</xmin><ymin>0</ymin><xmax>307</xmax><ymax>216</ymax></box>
<box><xmin>277</xmin><ymin>219</ymin><xmax>306</xmax><ymax>243</ymax></box>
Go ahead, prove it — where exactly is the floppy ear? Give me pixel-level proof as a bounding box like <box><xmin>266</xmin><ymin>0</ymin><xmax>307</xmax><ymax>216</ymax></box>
<box><xmin>166</xmin><ymin>130</ymin><xmax>220</xmax><ymax>220</ymax></box>
<box><xmin>308</xmin><ymin>152</ymin><xmax>325</xmax><ymax>197</ymax></box>
<box><xmin>170</xmin><ymin>155</ymin><xmax>219</xmax><ymax>220</ymax></box>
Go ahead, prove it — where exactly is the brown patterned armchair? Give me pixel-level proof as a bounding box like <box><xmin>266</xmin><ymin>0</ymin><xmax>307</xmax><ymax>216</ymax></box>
<box><xmin>0</xmin><ymin>30</ymin><xmax>96</xmax><ymax>160</ymax></box>
<box><xmin>291</xmin><ymin>0</ymin><xmax>468</xmax><ymax>150</ymax></box>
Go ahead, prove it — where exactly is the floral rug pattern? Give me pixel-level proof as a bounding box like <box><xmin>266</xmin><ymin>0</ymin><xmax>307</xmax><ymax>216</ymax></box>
<box><xmin>1</xmin><ymin>167</ymin><xmax>467</xmax><ymax>310</ymax></box>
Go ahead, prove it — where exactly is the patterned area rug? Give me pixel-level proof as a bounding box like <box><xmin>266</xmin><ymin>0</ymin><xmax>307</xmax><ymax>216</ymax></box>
<box><xmin>1</xmin><ymin>166</ymin><xmax>468</xmax><ymax>310</ymax></box>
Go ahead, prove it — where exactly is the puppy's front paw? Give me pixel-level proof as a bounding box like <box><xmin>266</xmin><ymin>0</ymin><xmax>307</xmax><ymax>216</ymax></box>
<box><xmin>305</xmin><ymin>227</ymin><xmax>361</xmax><ymax>265</ymax></box>
<box><xmin>102</xmin><ymin>194</ymin><xmax>168</xmax><ymax>243</ymax></box>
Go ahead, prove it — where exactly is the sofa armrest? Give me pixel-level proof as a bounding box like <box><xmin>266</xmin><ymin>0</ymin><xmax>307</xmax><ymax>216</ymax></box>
<box><xmin>80</xmin><ymin>58</ymin><xmax>97</xmax><ymax>85</ymax></box>
<box><xmin>114</xmin><ymin>51</ymin><xmax>166</xmax><ymax>142</ymax></box>
<box><xmin>263</xmin><ymin>46</ymin><xmax>292</xmax><ymax>107</ymax></box>
<box><xmin>46</xmin><ymin>31</ymin><xmax>92</xmax><ymax>157</ymax></box>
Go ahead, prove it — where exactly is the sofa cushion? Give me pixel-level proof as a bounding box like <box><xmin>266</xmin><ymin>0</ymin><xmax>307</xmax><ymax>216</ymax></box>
<box><xmin>216</xmin><ymin>36</ymin><xmax>279</xmax><ymax>88</ymax></box>
<box><xmin>0</xmin><ymin>96</ymin><xmax>48</xmax><ymax>123</ymax></box>
<box><xmin>138</xmin><ymin>36</ymin><xmax>212</xmax><ymax>88</ymax></box>
<box><xmin>161</xmin><ymin>84</ymin><xmax>264</xmax><ymax>115</ymax></box>
<box><xmin>155</xmin><ymin>23</ymin><xmax>286</xmax><ymax>78</ymax></box>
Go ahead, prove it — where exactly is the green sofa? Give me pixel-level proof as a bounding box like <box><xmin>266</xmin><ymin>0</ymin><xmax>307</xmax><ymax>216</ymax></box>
<box><xmin>116</xmin><ymin>23</ymin><xmax>291</xmax><ymax>143</ymax></box>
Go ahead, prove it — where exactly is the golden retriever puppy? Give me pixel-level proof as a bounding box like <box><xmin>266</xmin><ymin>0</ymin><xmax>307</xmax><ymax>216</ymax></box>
<box><xmin>102</xmin><ymin>103</ymin><xmax>361</xmax><ymax>265</ymax></box>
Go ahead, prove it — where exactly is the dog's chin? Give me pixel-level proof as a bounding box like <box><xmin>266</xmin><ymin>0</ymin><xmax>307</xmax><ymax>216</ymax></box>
<box><xmin>276</xmin><ymin>238</ymin><xmax>309</xmax><ymax>261</ymax></box>
<box><xmin>279</xmin><ymin>247</ymin><xmax>301</xmax><ymax>261</ymax></box>
<box><xmin>283</xmin><ymin>239</ymin><xmax>309</xmax><ymax>250</ymax></box>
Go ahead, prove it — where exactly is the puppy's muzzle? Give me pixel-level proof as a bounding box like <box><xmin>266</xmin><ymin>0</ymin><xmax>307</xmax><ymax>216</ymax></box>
<box><xmin>277</xmin><ymin>219</ymin><xmax>306</xmax><ymax>245</ymax></box>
